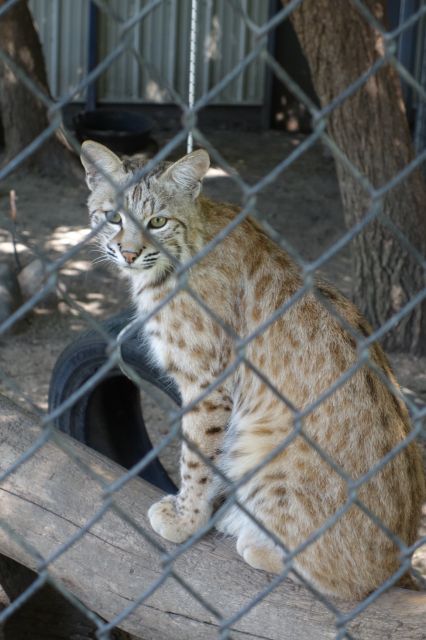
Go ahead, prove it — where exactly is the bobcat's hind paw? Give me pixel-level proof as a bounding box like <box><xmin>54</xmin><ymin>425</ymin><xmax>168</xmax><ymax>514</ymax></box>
<box><xmin>242</xmin><ymin>545</ymin><xmax>284</xmax><ymax>574</ymax></box>
<box><xmin>148</xmin><ymin>495</ymin><xmax>210</xmax><ymax>543</ymax></box>
<box><xmin>237</xmin><ymin>534</ymin><xmax>284</xmax><ymax>574</ymax></box>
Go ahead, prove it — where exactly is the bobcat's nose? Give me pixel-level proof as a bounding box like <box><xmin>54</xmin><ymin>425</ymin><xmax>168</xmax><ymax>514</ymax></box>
<box><xmin>120</xmin><ymin>248</ymin><xmax>141</xmax><ymax>264</ymax></box>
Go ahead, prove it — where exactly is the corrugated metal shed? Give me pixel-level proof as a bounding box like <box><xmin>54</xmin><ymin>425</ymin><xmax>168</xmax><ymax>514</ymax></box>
<box><xmin>29</xmin><ymin>0</ymin><xmax>269</xmax><ymax>105</ymax></box>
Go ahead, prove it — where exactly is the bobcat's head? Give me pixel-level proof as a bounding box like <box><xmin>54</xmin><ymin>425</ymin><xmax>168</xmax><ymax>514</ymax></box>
<box><xmin>80</xmin><ymin>141</ymin><xmax>210</xmax><ymax>285</ymax></box>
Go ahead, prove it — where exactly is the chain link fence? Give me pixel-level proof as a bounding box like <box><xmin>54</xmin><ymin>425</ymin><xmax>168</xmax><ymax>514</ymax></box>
<box><xmin>0</xmin><ymin>0</ymin><xmax>426</xmax><ymax>638</ymax></box>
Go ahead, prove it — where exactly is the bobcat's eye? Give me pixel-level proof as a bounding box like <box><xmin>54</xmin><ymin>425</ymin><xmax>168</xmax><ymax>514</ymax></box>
<box><xmin>148</xmin><ymin>216</ymin><xmax>167</xmax><ymax>229</ymax></box>
<box><xmin>105</xmin><ymin>211</ymin><xmax>122</xmax><ymax>225</ymax></box>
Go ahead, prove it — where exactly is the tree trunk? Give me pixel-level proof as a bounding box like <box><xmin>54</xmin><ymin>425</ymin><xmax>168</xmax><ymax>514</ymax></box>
<box><xmin>0</xmin><ymin>0</ymin><xmax>71</xmax><ymax>174</ymax></box>
<box><xmin>282</xmin><ymin>0</ymin><xmax>426</xmax><ymax>355</ymax></box>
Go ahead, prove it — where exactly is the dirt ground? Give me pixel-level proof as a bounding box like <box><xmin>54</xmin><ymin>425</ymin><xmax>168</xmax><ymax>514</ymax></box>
<box><xmin>0</xmin><ymin>129</ymin><xmax>425</xmax><ymax>585</ymax></box>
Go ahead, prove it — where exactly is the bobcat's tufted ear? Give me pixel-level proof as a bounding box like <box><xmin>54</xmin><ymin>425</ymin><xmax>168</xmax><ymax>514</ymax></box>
<box><xmin>163</xmin><ymin>149</ymin><xmax>210</xmax><ymax>199</ymax></box>
<box><xmin>80</xmin><ymin>140</ymin><xmax>123</xmax><ymax>191</ymax></box>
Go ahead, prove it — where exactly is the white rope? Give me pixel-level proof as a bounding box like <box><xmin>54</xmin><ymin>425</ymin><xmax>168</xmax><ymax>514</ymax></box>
<box><xmin>187</xmin><ymin>0</ymin><xmax>199</xmax><ymax>153</ymax></box>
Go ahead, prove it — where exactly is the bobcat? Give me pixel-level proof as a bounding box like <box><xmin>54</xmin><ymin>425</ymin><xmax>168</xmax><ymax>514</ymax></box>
<box><xmin>81</xmin><ymin>140</ymin><xmax>425</xmax><ymax>599</ymax></box>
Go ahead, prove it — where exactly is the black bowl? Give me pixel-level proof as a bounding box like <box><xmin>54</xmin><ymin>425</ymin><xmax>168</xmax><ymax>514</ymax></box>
<box><xmin>73</xmin><ymin>109</ymin><xmax>154</xmax><ymax>154</ymax></box>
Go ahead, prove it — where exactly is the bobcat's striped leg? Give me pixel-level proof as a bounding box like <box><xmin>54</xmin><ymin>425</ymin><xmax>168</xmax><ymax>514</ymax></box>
<box><xmin>148</xmin><ymin>387</ymin><xmax>231</xmax><ymax>543</ymax></box>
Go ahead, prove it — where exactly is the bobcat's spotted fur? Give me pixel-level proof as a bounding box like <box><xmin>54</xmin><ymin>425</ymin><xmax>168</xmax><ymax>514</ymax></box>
<box><xmin>81</xmin><ymin>141</ymin><xmax>425</xmax><ymax>599</ymax></box>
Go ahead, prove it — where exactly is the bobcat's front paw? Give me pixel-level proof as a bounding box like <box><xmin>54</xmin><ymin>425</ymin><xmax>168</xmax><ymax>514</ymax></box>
<box><xmin>148</xmin><ymin>495</ymin><xmax>211</xmax><ymax>543</ymax></box>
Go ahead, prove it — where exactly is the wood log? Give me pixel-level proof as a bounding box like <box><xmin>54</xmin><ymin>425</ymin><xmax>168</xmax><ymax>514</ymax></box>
<box><xmin>0</xmin><ymin>396</ymin><xmax>425</xmax><ymax>639</ymax></box>
<box><xmin>0</xmin><ymin>553</ymin><xmax>136</xmax><ymax>639</ymax></box>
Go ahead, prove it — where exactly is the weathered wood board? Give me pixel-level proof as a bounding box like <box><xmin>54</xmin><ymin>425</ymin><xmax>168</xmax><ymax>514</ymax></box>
<box><xmin>0</xmin><ymin>396</ymin><xmax>425</xmax><ymax>639</ymax></box>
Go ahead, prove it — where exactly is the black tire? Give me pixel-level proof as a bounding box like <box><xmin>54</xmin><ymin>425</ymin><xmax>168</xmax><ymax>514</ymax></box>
<box><xmin>48</xmin><ymin>311</ymin><xmax>179</xmax><ymax>493</ymax></box>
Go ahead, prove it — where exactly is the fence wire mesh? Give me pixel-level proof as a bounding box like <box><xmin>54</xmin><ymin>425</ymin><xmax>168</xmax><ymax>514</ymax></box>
<box><xmin>0</xmin><ymin>0</ymin><xmax>425</xmax><ymax>638</ymax></box>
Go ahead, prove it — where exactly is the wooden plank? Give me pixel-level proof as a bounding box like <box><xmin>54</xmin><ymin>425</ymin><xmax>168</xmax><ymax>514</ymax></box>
<box><xmin>0</xmin><ymin>395</ymin><xmax>425</xmax><ymax>639</ymax></box>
